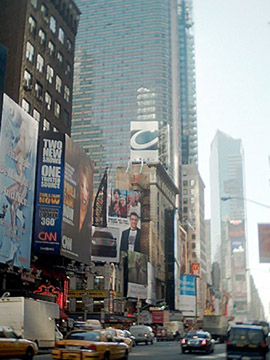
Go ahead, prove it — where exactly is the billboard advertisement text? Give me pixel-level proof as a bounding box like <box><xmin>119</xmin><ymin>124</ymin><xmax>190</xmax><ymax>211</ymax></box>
<box><xmin>0</xmin><ymin>95</ymin><xmax>38</xmax><ymax>267</ymax></box>
<box><xmin>33</xmin><ymin>132</ymin><xmax>65</xmax><ymax>255</ymax></box>
<box><xmin>130</xmin><ymin>121</ymin><xmax>158</xmax><ymax>163</ymax></box>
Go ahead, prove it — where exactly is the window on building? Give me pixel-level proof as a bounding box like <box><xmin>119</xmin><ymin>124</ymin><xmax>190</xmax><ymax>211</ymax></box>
<box><xmin>192</xmin><ymin>234</ymin><xmax>196</xmax><ymax>240</ymax></box>
<box><xmin>54</xmin><ymin>101</ymin><xmax>61</xmax><ymax>118</ymax></box>
<box><xmin>23</xmin><ymin>70</ymin><xmax>32</xmax><ymax>89</ymax></box>
<box><xmin>22</xmin><ymin>99</ymin><xmax>30</xmax><ymax>113</ymax></box>
<box><xmin>31</xmin><ymin>0</ymin><xmax>38</xmax><ymax>8</ymax></box>
<box><xmin>48</xmin><ymin>41</ymin><xmax>55</xmax><ymax>56</ymax></box>
<box><xmin>183</xmin><ymin>198</ymin><xmax>188</xmax><ymax>204</ymax></box>
<box><xmin>38</xmin><ymin>28</ymin><xmax>46</xmax><ymax>45</ymax></box>
<box><xmin>183</xmin><ymin>206</ymin><xmax>188</xmax><ymax>213</ymax></box>
<box><xmin>45</xmin><ymin>92</ymin><xmax>52</xmax><ymax>110</ymax></box>
<box><xmin>28</xmin><ymin>16</ymin><xmax>37</xmax><ymax>34</ymax></box>
<box><xmin>65</xmin><ymin>62</ymin><xmax>71</xmax><ymax>76</ymax></box>
<box><xmin>43</xmin><ymin>118</ymin><xmax>50</xmax><ymax>131</ymax></box>
<box><xmin>49</xmin><ymin>16</ymin><xmax>56</xmax><ymax>33</ymax></box>
<box><xmin>36</xmin><ymin>54</ymin><xmax>44</xmax><ymax>73</ymax></box>
<box><xmin>55</xmin><ymin>75</ymin><xmax>62</xmax><ymax>93</ymax></box>
<box><xmin>183</xmin><ymin>189</ymin><xmax>188</xmax><ymax>195</ymax></box>
<box><xmin>64</xmin><ymin>85</ymin><xmax>70</xmax><ymax>102</ymax></box>
<box><xmin>33</xmin><ymin>109</ymin><xmax>40</xmax><ymax>122</ymax></box>
<box><xmin>183</xmin><ymin>180</ymin><xmax>188</xmax><ymax>187</ymax></box>
<box><xmin>94</xmin><ymin>276</ymin><xmax>104</xmax><ymax>290</ymax></box>
<box><xmin>66</xmin><ymin>38</ymin><xmax>72</xmax><ymax>53</ymax></box>
<box><xmin>34</xmin><ymin>81</ymin><xmax>43</xmax><ymax>100</ymax></box>
<box><xmin>192</xmin><ymin>243</ymin><xmax>196</xmax><ymax>249</ymax></box>
<box><xmin>41</xmin><ymin>3</ymin><xmax>49</xmax><ymax>22</ymax></box>
<box><xmin>58</xmin><ymin>27</ymin><xmax>65</xmax><ymax>44</ymax></box>
<box><xmin>190</xmin><ymin>180</ymin><xmax>195</xmax><ymax>186</ymax></box>
<box><xmin>26</xmin><ymin>41</ymin><xmax>34</xmax><ymax>62</ymax></box>
<box><xmin>57</xmin><ymin>51</ymin><xmax>63</xmax><ymax>64</ymax></box>
<box><xmin>192</xmin><ymin>252</ymin><xmax>196</xmax><ymax>258</ymax></box>
<box><xmin>46</xmin><ymin>65</ymin><xmax>54</xmax><ymax>84</ymax></box>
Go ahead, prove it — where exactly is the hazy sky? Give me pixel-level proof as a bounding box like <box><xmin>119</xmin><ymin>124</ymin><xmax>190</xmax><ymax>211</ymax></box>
<box><xmin>193</xmin><ymin>0</ymin><xmax>270</xmax><ymax>318</ymax></box>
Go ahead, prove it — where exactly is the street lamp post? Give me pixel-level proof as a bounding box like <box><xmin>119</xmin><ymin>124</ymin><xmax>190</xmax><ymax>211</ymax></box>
<box><xmin>220</xmin><ymin>196</ymin><xmax>270</xmax><ymax>209</ymax></box>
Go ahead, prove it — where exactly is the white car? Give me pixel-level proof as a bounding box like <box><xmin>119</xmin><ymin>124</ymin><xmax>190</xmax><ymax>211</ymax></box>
<box><xmin>130</xmin><ymin>325</ymin><xmax>154</xmax><ymax>345</ymax></box>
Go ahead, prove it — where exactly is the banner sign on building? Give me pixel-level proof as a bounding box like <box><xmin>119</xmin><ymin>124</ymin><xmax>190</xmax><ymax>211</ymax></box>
<box><xmin>228</xmin><ymin>220</ymin><xmax>245</xmax><ymax>238</ymax></box>
<box><xmin>93</xmin><ymin>169</ymin><xmax>107</xmax><ymax>227</ymax></box>
<box><xmin>127</xmin><ymin>250</ymin><xmax>148</xmax><ymax>299</ymax></box>
<box><xmin>61</xmin><ymin>136</ymin><xmax>94</xmax><ymax>264</ymax></box>
<box><xmin>179</xmin><ymin>275</ymin><xmax>196</xmax><ymax>317</ymax></box>
<box><xmin>0</xmin><ymin>95</ymin><xmax>38</xmax><ymax>268</ymax></box>
<box><xmin>33</xmin><ymin>132</ymin><xmax>94</xmax><ymax>264</ymax></box>
<box><xmin>33</xmin><ymin>132</ymin><xmax>65</xmax><ymax>255</ymax></box>
<box><xmin>130</xmin><ymin>121</ymin><xmax>158</xmax><ymax>163</ymax></box>
<box><xmin>191</xmin><ymin>263</ymin><xmax>200</xmax><ymax>276</ymax></box>
<box><xmin>91</xmin><ymin>226</ymin><xmax>120</xmax><ymax>263</ymax></box>
<box><xmin>258</xmin><ymin>223</ymin><xmax>270</xmax><ymax>263</ymax></box>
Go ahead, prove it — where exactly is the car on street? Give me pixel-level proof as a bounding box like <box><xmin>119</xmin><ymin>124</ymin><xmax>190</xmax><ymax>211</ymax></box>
<box><xmin>181</xmin><ymin>330</ymin><xmax>215</xmax><ymax>354</ymax></box>
<box><xmin>106</xmin><ymin>328</ymin><xmax>133</xmax><ymax>352</ymax></box>
<box><xmin>0</xmin><ymin>326</ymin><xmax>38</xmax><ymax>360</ymax></box>
<box><xmin>226</xmin><ymin>324</ymin><xmax>269</xmax><ymax>360</ymax></box>
<box><xmin>156</xmin><ymin>328</ymin><xmax>174</xmax><ymax>341</ymax></box>
<box><xmin>51</xmin><ymin>329</ymin><xmax>129</xmax><ymax>360</ymax></box>
<box><xmin>130</xmin><ymin>325</ymin><xmax>154</xmax><ymax>345</ymax></box>
<box><xmin>123</xmin><ymin>330</ymin><xmax>136</xmax><ymax>347</ymax></box>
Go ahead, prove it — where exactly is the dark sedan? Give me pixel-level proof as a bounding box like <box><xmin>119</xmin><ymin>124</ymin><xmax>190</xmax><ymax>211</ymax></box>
<box><xmin>181</xmin><ymin>331</ymin><xmax>215</xmax><ymax>354</ymax></box>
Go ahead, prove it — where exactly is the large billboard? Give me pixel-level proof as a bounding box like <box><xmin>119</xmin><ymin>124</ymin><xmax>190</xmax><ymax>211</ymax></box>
<box><xmin>108</xmin><ymin>189</ymin><xmax>141</xmax><ymax>226</ymax></box>
<box><xmin>0</xmin><ymin>95</ymin><xmax>38</xmax><ymax>268</ymax></box>
<box><xmin>91</xmin><ymin>226</ymin><xmax>120</xmax><ymax>263</ymax></box>
<box><xmin>33</xmin><ymin>132</ymin><xmax>65</xmax><ymax>255</ymax></box>
<box><xmin>130</xmin><ymin>121</ymin><xmax>158</xmax><ymax>163</ymax></box>
<box><xmin>127</xmin><ymin>250</ymin><xmax>148</xmax><ymax>299</ymax></box>
<box><xmin>61</xmin><ymin>136</ymin><xmax>94</xmax><ymax>264</ymax></box>
<box><xmin>258</xmin><ymin>223</ymin><xmax>270</xmax><ymax>263</ymax></box>
<box><xmin>33</xmin><ymin>132</ymin><xmax>94</xmax><ymax>264</ymax></box>
<box><xmin>179</xmin><ymin>275</ymin><xmax>196</xmax><ymax>317</ymax></box>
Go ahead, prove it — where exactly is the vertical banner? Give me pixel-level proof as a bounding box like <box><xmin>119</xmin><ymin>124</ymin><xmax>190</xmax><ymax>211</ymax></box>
<box><xmin>0</xmin><ymin>95</ymin><xmax>38</xmax><ymax>267</ymax></box>
<box><xmin>179</xmin><ymin>275</ymin><xmax>196</xmax><ymax>317</ymax></box>
<box><xmin>258</xmin><ymin>223</ymin><xmax>270</xmax><ymax>263</ymax></box>
<box><xmin>61</xmin><ymin>136</ymin><xmax>94</xmax><ymax>264</ymax></box>
<box><xmin>93</xmin><ymin>169</ymin><xmax>107</xmax><ymax>227</ymax></box>
<box><xmin>33</xmin><ymin>132</ymin><xmax>65</xmax><ymax>255</ymax></box>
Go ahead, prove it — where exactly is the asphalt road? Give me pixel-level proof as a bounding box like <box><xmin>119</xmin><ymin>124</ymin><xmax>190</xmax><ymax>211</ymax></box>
<box><xmin>34</xmin><ymin>340</ymin><xmax>227</xmax><ymax>360</ymax></box>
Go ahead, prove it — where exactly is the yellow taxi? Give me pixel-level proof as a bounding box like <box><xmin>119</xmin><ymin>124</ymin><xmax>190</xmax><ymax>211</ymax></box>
<box><xmin>52</xmin><ymin>329</ymin><xmax>129</xmax><ymax>360</ymax></box>
<box><xmin>106</xmin><ymin>329</ymin><xmax>133</xmax><ymax>352</ymax></box>
<box><xmin>0</xmin><ymin>326</ymin><xmax>38</xmax><ymax>360</ymax></box>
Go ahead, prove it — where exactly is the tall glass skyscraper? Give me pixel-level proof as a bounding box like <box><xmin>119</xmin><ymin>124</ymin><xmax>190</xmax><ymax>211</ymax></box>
<box><xmin>177</xmin><ymin>0</ymin><xmax>198</xmax><ymax>165</ymax></box>
<box><xmin>210</xmin><ymin>130</ymin><xmax>248</xmax><ymax>319</ymax></box>
<box><xmin>72</xmin><ymin>0</ymin><xmax>181</xmax><ymax>187</ymax></box>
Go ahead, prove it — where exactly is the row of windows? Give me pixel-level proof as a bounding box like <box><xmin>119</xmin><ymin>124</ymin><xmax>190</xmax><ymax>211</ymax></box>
<box><xmin>30</xmin><ymin>4</ymin><xmax>72</xmax><ymax>52</ymax></box>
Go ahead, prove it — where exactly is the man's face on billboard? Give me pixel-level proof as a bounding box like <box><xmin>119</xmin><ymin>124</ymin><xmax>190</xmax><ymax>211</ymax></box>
<box><xmin>130</xmin><ymin>214</ymin><xmax>138</xmax><ymax>230</ymax></box>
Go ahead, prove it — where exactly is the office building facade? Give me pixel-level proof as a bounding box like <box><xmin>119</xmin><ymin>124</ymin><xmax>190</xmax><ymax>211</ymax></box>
<box><xmin>72</xmin><ymin>0</ymin><xmax>181</xmax><ymax>187</ymax></box>
<box><xmin>210</xmin><ymin>130</ymin><xmax>248</xmax><ymax>319</ymax></box>
<box><xmin>0</xmin><ymin>0</ymin><xmax>80</xmax><ymax>135</ymax></box>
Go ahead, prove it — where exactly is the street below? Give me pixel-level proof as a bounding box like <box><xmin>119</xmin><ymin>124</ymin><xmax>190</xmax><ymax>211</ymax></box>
<box><xmin>35</xmin><ymin>341</ymin><xmax>227</xmax><ymax>360</ymax></box>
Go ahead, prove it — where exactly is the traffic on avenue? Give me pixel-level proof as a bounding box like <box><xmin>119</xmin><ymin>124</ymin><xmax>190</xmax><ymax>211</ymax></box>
<box><xmin>35</xmin><ymin>340</ymin><xmax>228</xmax><ymax>360</ymax></box>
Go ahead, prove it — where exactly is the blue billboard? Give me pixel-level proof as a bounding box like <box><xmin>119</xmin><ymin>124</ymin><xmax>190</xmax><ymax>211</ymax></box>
<box><xmin>180</xmin><ymin>275</ymin><xmax>196</xmax><ymax>316</ymax></box>
<box><xmin>0</xmin><ymin>95</ymin><xmax>38</xmax><ymax>268</ymax></box>
<box><xmin>33</xmin><ymin>132</ymin><xmax>65</xmax><ymax>255</ymax></box>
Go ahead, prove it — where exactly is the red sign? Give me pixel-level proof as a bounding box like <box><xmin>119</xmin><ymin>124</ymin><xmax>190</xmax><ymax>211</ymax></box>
<box><xmin>258</xmin><ymin>223</ymin><xmax>270</xmax><ymax>263</ymax></box>
<box><xmin>191</xmin><ymin>263</ymin><xmax>200</xmax><ymax>276</ymax></box>
<box><xmin>152</xmin><ymin>310</ymin><xmax>164</xmax><ymax>323</ymax></box>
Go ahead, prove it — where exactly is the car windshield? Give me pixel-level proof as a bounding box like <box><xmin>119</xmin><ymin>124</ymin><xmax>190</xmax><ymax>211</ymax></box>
<box><xmin>230</xmin><ymin>328</ymin><xmax>264</xmax><ymax>344</ymax></box>
<box><xmin>66</xmin><ymin>331</ymin><xmax>101</xmax><ymax>341</ymax></box>
<box><xmin>186</xmin><ymin>333</ymin><xmax>208</xmax><ymax>339</ymax></box>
